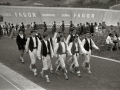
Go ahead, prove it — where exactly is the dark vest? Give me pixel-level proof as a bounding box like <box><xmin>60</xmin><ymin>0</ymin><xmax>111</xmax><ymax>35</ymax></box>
<box><xmin>28</xmin><ymin>37</ymin><xmax>38</xmax><ymax>52</ymax></box>
<box><xmin>41</xmin><ymin>40</ymin><xmax>51</xmax><ymax>57</ymax></box>
<box><xmin>57</xmin><ymin>37</ymin><xmax>60</xmax><ymax>43</ymax></box>
<box><xmin>71</xmin><ymin>42</ymin><xmax>79</xmax><ymax>55</ymax></box>
<box><xmin>84</xmin><ymin>38</ymin><xmax>92</xmax><ymax>51</ymax></box>
<box><xmin>57</xmin><ymin>42</ymin><xmax>67</xmax><ymax>57</ymax></box>
<box><xmin>69</xmin><ymin>34</ymin><xmax>74</xmax><ymax>43</ymax></box>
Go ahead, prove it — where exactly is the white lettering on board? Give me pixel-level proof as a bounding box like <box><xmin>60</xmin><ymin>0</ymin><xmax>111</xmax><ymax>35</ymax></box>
<box><xmin>61</xmin><ymin>14</ymin><xmax>70</xmax><ymax>17</ymax></box>
<box><xmin>14</xmin><ymin>12</ymin><xmax>37</xmax><ymax>17</ymax></box>
<box><xmin>74</xmin><ymin>13</ymin><xmax>95</xmax><ymax>18</ymax></box>
<box><xmin>42</xmin><ymin>14</ymin><xmax>55</xmax><ymax>17</ymax></box>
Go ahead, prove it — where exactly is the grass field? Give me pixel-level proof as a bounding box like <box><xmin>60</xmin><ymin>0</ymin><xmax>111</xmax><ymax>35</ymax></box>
<box><xmin>0</xmin><ymin>28</ymin><xmax>120</xmax><ymax>90</ymax></box>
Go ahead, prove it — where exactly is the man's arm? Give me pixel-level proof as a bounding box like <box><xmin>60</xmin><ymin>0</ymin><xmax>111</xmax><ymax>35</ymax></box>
<box><xmin>91</xmin><ymin>39</ymin><xmax>99</xmax><ymax>50</ymax></box>
<box><xmin>25</xmin><ymin>38</ymin><xmax>30</xmax><ymax>52</ymax></box>
<box><xmin>53</xmin><ymin>32</ymin><xmax>57</xmax><ymax>41</ymax></box>
<box><xmin>54</xmin><ymin>43</ymin><xmax>59</xmax><ymax>57</ymax></box>
<box><xmin>37</xmin><ymin>38</ymin><xmax>42</xmax><ymax>60</ymax></box>
<box><xmin>65</xmin><ymin>35</ymin><xmax>71</xmax><ymax>45</ymax></box>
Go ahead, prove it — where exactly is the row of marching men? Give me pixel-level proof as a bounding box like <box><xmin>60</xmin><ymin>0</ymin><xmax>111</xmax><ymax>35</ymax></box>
<box><xmin>16</xmin><ymin>29</ymin><xmax>100</xmax><ymax>83</ymax></box>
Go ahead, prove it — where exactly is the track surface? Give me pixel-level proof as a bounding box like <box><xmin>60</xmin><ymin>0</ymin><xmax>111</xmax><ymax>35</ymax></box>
<box><xmin>0</xmin><ymin>36</ymin><xmax>120</xmax><ymax>90</ymax></box>
<box><xmin>0</xmin><ymin>75</ymin><xmax>18</xmax><ymax>90</ymax></box>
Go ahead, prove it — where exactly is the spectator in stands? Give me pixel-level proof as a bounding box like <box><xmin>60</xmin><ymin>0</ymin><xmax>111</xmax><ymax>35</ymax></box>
<box><xmin>43</xmin><ymin>22</ymin><xmax>47</xmax><ymax>32</ymax></box>
<box><xmin>52</xmin><ymin>21</ymin><xmax>56</xmax><ymax>34</ymax></box>
<box><xmin>111</xmin><ymin>32</ymin><xmax>120</xmax><ymax>51</ymax></box>
<box><xmin>21</xmin><ymin>22</ymin><xmax>25</xmax><ymax>29</ymax></box>
<box><xmin>69</xmin><ymin>21</ymin><xmax>74</xmax><ymax>34</ymax></box>
<box><xmin>106</xmin><ymin>33</ymin><xmax>115</xmax><ymax>51</ymax></box>
<box><xmin>9</xmin><ymin>24</ymin><xmax>15</xmax><ymax>39</ymax></box>
<box><xmin>90</xmin><ymin>23</ymin><xmax>94</xmax><ymax>36</ymax></box>
<box><xmin>98</xmin><ymin>23</ymin><xmax>102</xmax><ymax>36</ymax></box>
<box><xmin>61</xmin><ymin>21</ymin><xmax>65</xmax><ymax>34</ymax></box>
<box><xmin>8</xmin><ymin>23</ymin><xmax>11</xmax><ymax>36</ymax></box>
<box><xmin>83</xmin><ymin>24</ymin><xmax>86</xmax><ymax>34</ymax></box>
<box><xmin>108</xmin><ymin>25</ymin><xmax>116</xmax><ymax>35</ymax></box>
<box><xmin>4</xmin><ymin>22</ymin><xmax>8</xmax><ymax>36</ymax></box>
<box><xmin>85</xmin><ymin>22</ymin><xmax>90</xmax><ymax>34</ymax></box>
<box><xmin>116</xmin><ymin>22</ymin><xmax>120</xmax><ymax>36</ymax></box>
<box><xmin>15</xmin><ymin>24</ymin><xmax>19</xmax><ymax>31</ymax></box>
<box><xmin>102</xmin><ymin>22</ymin><xmax>106</xmax><ymax>36</ymax></box>
<box><xmin>76</xmin><ymin>24</ymin><xmax>80</xmax><ymax>35</ymax></box>
<box><xmin>33</xmin><ymin>22</ymin><xmax>37</xmax><ymax>30</ymax></box>
<box><xmin>94</xmin><ymin>22</ymin><xmax>98</xmax><ymax>36</ymax></box>
<box><xmin>79</xmin><ymin>23</ymin><xmax>83</xmax><ymax>35</ymax></box>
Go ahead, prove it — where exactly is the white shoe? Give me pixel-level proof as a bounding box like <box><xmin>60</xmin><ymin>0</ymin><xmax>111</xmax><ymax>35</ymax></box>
<box><xmin>55</xmin><ymin>71</ymin><xmax>60</xmax><ymax>75</ymax></box>
<box><xmin>46</xmin><ymin>78</ymin><xmax>50</xmax><ymax>83</ymax></box>
<box><xmin>78</xmin><ymin>73</ymin><xmax>82</xmax><ymax>77</ymax></box>
<box><xmin>88</xmin><ymin>71</ymin><xmax>92</xmax><ymax>74</ymax></box>
<box><xmin>33</xmin><ymin>69</ymin><xmax>37</xmax><ymax>76</ymax></box>
<box><xmin>21</xmin><ymin>59</ymin><xmax>24</xmax><ymax>63</ymax></box>
<box><xmin>20</xmin><ymin>56</ymin><xmax>24</xmax><ymax>63</ymax></box>
<box><xmin>34</xmin><ymin>72</ymin><xmax>37</xmax><ymax>76</ymax></box>
<box><xmin>50</xmin><ymin>70</ymin><xmax>54</xmax><ymax>74</ymax></box>
<box><xmin>65</xmin><ymin>75</ymin><xmax>68</xmax><ymax>80</ymax></box>
<box><xmin>69</xmin><ymin>69</ymin><xmax>74</xmax><ymax>73</ymax></box>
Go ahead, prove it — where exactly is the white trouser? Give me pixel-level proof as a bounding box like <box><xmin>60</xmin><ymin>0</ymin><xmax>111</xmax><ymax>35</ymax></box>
<box><xmin>29</xmin><ymin>49</ymin><xmax>38</xmax><ymax>65</ymax></box>
<box><xmin>42</xmin><ymin>54</ymin><xmax>53</xmax><ymax>71</ymax></box>
<box><xmin>82</xmin><ymin>50</ymin><xmax>91</xmax><ymax>67</ymax></box>
<box><xmin>68</xmin><ymin>54</ymin><xmax>79</xmax><ymax>67</ymax></box>
<box><xmin>57</xmin><ymin>54</ymin><xmax>66</xmax><ymax>69</ymax></box>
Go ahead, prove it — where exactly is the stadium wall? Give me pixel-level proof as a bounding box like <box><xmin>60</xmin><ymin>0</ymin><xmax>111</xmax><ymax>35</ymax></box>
<box><xmin>0</xmin><ymin>6</ymin><xmax>120</xmax><ymax>26</ymax></box>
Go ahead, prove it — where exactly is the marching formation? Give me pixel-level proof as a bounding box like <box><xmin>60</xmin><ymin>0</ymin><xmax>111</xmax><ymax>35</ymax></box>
<box><xmin>16</xmin><ymin>27</ymin><xmax>100</xmax><ymax>83</ymax></box>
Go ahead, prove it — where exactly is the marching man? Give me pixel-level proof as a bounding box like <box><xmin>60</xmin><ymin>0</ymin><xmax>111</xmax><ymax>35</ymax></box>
<box><xmin>82</xmin><ymin>31</ymin><xmax>100</xmax><ymax>74</ymax></box>
<box><xmin>25</xmin><ymin>30</ymin><xmax>41</xmax><ymax>76</ymax></box>
<box><xmin>16</xmin><ymin>29</ymin><xmax>27</xmax><ymax>63</ymax></box>
<box><xmin>66</xmin><ymin>29</ymin><xmax>78</xmax><ymax>45</ymax></box>
<box><xmin>54</xmin><ymin>34</ymin><xmax>72</xmax><ymax>80</ymax></box>
<box><xmin>39</xmin><ymin>32</ymin><xmax>54</xmax><ymax>83</ymax></box>
<box><xmin>68</xmin><ymin>36</ymin><xmax>87</xmax><ymax>77</ymax></box>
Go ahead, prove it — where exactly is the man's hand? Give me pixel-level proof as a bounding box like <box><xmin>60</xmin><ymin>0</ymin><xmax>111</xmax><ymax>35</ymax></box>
<box><xmin>97</xmin><ymin>48</ymin><xmax>100</xmax><ymax>51</ymax></box>
<box><xmin>38</xmin><ymin>58</ymin><xmax>41</xmax><ymax>61</ymax></box>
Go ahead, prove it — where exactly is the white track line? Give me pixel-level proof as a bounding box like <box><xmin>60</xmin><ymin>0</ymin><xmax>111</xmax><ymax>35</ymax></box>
<box><xmin>0</xmin><ymin>74</ymin><xmax>21</xmax><ymax>90</ymax></box>
<box><xmin>91</xmin><ymin>55</ymin><xmax>120</xmax><ymax>63</ymax></box>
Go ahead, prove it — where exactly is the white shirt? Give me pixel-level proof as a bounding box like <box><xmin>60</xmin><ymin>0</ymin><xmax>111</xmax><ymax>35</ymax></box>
<box><xmin>82</xmin><ymin>38</ymin><xmax>99</xmax><ymax>50</ymax></box>
<box><xmin>19</xmin><ymin>34</ymin><xmax>23</xmax><ymax>39</ymax></box>
<box><xmin>106</xmin><ymin>36</ymin><xmax>113</xmax><ymax>44</ymax></box>
<box><xmin>69</xmin><ymin>42</ymin><xmax>79</xmax><ymax>52</ymax></box>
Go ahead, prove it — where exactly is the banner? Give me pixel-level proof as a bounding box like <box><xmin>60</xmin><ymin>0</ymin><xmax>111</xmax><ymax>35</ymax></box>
<box><xmin>0</xmin><ymin>6</ymin><xmax>120</xmax><ymax>26</ymax></box>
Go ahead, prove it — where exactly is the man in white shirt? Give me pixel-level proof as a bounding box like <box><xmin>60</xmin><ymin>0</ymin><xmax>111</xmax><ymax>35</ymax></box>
<box><xmin>39</xmin><ymin>32</ymin><xmax>54</xmax><ymax>83</ymax></box>
<box><xmin>68</xmin><ymin>36</ymin><xmax>87</xmax><ymax>77</ymax></box>
<box><xmin>106</xmin><ymin>33</ymin><xmax>115</xmax><ymax>51</ymax></box>
<box><xmin>54</xmin><ymin>34</ymin><xmax>72</xmax><ymax>80</ymax></box>
<box><xmin>82</xmin><ymin>31</ymin><xmax>99</xmax><ymax>74</ymax></box>
<box><xmin>25</xmin><ymin>30</ymin><xmax>41</xmax><ymax>76</ymax></box>
<box><xmin>48</xmin><ymin>31</ymin><xmax>57</xmax><ymax>52</ymax></box>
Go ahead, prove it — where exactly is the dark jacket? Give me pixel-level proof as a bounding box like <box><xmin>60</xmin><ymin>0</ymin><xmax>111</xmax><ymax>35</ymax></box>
<box><xmin>16</xmin><ymin>34</ymin><xmax>26</xmax><ymax>50</ymax></box>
